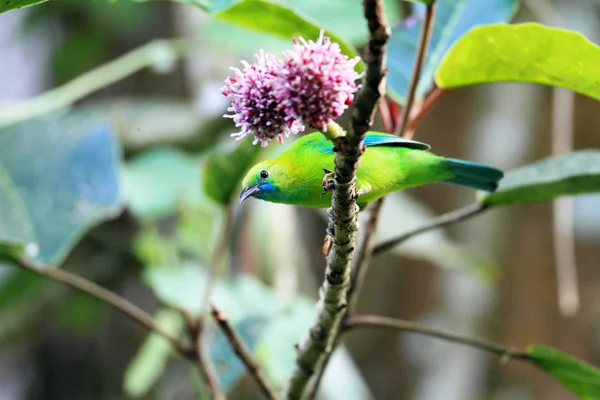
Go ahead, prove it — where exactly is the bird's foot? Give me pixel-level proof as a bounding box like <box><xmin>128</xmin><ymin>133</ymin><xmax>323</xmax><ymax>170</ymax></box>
<box><xmin>320</xmin><ymin>169</ymin><xmax>336</xmax><ymax>197</ymax></box>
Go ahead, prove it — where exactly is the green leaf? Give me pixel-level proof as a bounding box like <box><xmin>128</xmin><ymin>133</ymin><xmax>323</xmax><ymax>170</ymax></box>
<box><xmin>435</xmin><ymin>23</ymin><xmax>600</xmax><ymax>101</ymax></box>
<box><xmin>88</xmin><ymin>97</ymin><xmax>204</xmax><ymax>151</ymax></box>
<box><xmin>481</xmin><ymin>151</ymin><xmax>600</xmax><ymax>206</ymax></box>
<box><xmin>387</xmin><ymin>0</ymin><xmax>518</xmax><ymax>104</ymax></box>
<box><xmin>527</xmin><ymin>345</ymin><xmax>600</xmax><ymax>399</ymax></box>
<box><xmin>203</xmin><ymin>139</ymin><xmax>263</xmax><ymax>206</ymax></box>
<box><xmin>214</xmin><ymin>0</ymin><xmax>364</xmax><ymax>72</ymax></box>
<box><xmin>0</xmin><ymin>112</ymin><xmax>122</xmax><ymax>265</ymax></box>
<box><xmin>122</xmin><ymin>147</ymin><xmax>207</xmax><ymax>219</ymax></box>
<box><xmin>0</xmin><ymin>0</ymin><xmax>47</xmax><ymax>14</ymax></box>
<box><xmin>124</xmin><ymin>309</ymin><xmax>184</xmax><ymax>398</ymax></box>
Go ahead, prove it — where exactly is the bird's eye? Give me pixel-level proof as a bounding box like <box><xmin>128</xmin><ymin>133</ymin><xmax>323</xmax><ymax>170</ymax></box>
<box><xmin>259</xmin><ymin>170</ymin><xmax>269</xmax><ymax>179</ymax></box>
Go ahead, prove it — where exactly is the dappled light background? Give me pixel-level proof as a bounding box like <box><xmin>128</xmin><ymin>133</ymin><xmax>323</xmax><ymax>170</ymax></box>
<box><xmin>1</xmin><ymin>1</ymin><xmax>600</xmax><ymax>399</ymax></box>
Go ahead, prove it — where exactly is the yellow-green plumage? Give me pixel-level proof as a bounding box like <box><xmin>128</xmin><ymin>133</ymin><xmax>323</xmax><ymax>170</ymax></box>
<box><xmin>240</xmin><ymin>132</ymin><xmax>503</xmax><ymax>208</ymax></box>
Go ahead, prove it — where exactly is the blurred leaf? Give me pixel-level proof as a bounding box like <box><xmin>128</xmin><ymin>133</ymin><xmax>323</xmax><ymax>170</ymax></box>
<box><xmin>211</xmin><ymin>316</ymin><xmax>268</xmax><ymax>391</ymax></box>
<box><xmin>203</xmin><ymin>139</ymin><xmax>263</xmax><ymax>206</ymax></box>
<box><xmin>56</xmin><ymin>291</ymin><xmax>108</xmax><ymax>335</ymax></box>
<box><xmin>527</xmin><ymin>345</ymin><xmax>600</xmax><ymax>399</ymax></box>
<box><xmin>255</xmin><ymin>297</ymin><xmax>315</xmax><ymax>387</ymax></box>
<box><xmin>482</xmin><ymin>151</ymin><xmax>600</xmax><ymax>206</ymax></box>
<box><xmin>387</xmin><ymin>0</ymin><xmax>518</xmax><ymax>104</ymax></box>
<box><xmin>88</xmin><ymin>97</ymin><xmax>205</xmax><ymax>151</ymax></box>
<box><xmin>0</xmin><ymin>0</ymin><xmax>47</xmax><ymax>14</ymax></box>
<box><xmin>0</xmin><ymin>269</ymin><xmax>45</xmax><ymax>315</ymax></box>
<box><xmin>364</xmin><ymin>192</ymin><xmax>497</xmax><ymax>281</ymax></box>
<box><xmin>144</xmin><ymin>265</ymin><xmax>318</xmax><ymax>390</ymax></box>
<box><xmin>52</xmin><ymin>29</ymin><xmax>110</xmax><ymax>85</ymax></box>
<box><xmin>122</xmin><ymin>147</ymin><xmax>207</xmax><ymax>219</ymax></box>
<box><xmin>436</xmin><ymin>23</ymin><xmax>600</xmax><ymax>101</ymax></box>
<box><xmin>0</xmin><ymin>112</ymin><xmax>122</xmax><ymax>265</ymax></box>
<box><xmin>133</xmin><ymin>225</ymin><xmax>179</xmax><ymax>267</ymax></box>
<box><xmin>144</xmin><ymin>263</ymin><xmax>236</xmax><ymax>316</ymax></box>
<box><xmin>214</xmin><ymin>0</ymin><xmax>364</xmax><ymax>72</ymax></box>
<box><xmin>144</xmin><ymin>264</ymin><xmax>208</xmax><ymax>315</ymax></box>
<box><xmin>288</xmin><ymin>0</ymin><xmax>401</xmax><ymax>46</ymax></box>
<box><xmin>124</xmin><ymin>309</ymin><xmax>183</xmax><ymax>398</ymax></box>
<box><xmin>175</xmin><ymin>204</ymin><xmax>220</xmax><ymax>261</ymax></box>
<box><xmin>0</xmin><ymin>242</ymin><xmax>26</xmax><ymax>263</ymax></box>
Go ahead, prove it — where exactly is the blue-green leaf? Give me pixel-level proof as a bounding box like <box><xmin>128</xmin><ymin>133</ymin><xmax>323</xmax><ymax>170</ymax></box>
<box><xmin>0</xmin><ymin>112</ymin><xmax>122</xmax><ymax>265</ymax></box>
<box><xmin>481</xmin><ymin>151</ymin><xmax>600</xmax><ymax>206</ymax></box>
<box><xmin>387</xmin><ymin>0</ymin><xmax>519</xmax><ymax>104</ymax></box>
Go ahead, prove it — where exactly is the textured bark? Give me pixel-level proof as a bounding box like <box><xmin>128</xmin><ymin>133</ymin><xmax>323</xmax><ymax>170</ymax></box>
<box><xmin>284</xmin><ymin>1</ymin><xmax>390</xmax><ymax>398</ymax></box>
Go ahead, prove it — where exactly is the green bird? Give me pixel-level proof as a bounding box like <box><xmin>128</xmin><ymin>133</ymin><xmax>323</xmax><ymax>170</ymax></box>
<box><xmin>239</xmin><ymin>132</ymin><xmax>503</xmax><ymax>208</ymax></box>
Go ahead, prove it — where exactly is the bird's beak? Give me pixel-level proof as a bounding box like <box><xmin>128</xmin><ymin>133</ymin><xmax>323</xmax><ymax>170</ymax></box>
<box><xmin>239</xmin><ymin>184</ymin><xmax>261</xmax><ymax>203</ymax></box>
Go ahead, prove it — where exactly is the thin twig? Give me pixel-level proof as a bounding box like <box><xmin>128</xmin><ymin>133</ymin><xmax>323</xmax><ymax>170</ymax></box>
<box><xmin>344</xmin><ymin>315</ymin><xmax>529</xmax><ymax>360</ymax></box>
<box><xmin>12</xmin><ymin>257</ymin><xmax>192</xmax><ymax>357</ymax></box>
<box><xmin>394</xmin><ymin>3</ymin><xmax>436</xmax><ymax>137</ymax></box>
<box><xmin>373</xmin><ymin>202</ymin><xmax>488</xmax><ymax>256</ymax></box>
<box><xmin>405</xmin><ymin>87</ymin><xmax>447</xmax><ymax>134</ymax></box>
<box><xmin>201</xmin><ymin>207</ymin><xmax>235</xmax><ymax>315</ymax></box>
<box><xmin>195</xmin><ymin>207</ymin><xmax>236</xmax><ymax>400</ymax></box>
<box><xmin>0</xmin><ymin>38</ymin><xmax>196</xmax><ymax>129</ymax></box>
<box><xmin>195</xmin><ymin>318</ymin><xmax>224</xmax><ymax>400</ymax></box>
<box><xmin>284</xmin><ymin>1</ymin><xmax>391</xmax><ymax>398</ymax></box>
<box><xmin>211</xmin><ymin>305</ymin><xmax>279</xmax><ymax>400</ymax></box>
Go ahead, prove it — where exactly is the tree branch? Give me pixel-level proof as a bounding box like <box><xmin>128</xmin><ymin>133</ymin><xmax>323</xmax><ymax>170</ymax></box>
<box><xmin>373</xmin><ymin>202</ymin><xmax>488</xmax><ymax>257</ymax></box>
<box><xmin>344</xmin><ymin>315</ymin><xmax>529</xmax><ymax>360</ymax></box>
<box><xmin>11</xmin><ymin>256</ymin><xmax>192</xmax><ymax>357</ymax></box>
<box><xmin>394</xmin><ymin>3</ymin><xmax>436</xmax><ymax>137</ymax></box>
<box><xmin>284</xmin><ymin>1</ymin><xmax>391</xmax><ymax>398</ymax></box>
<box><xmin>306</xmin><ymin>5</ymin><xmax>438</xmax><ymax>397</ymax></box>
<box><xmin>211</xmin><ymin>305</ymin><xmax>279</xmax><ymax>400</ymax></box>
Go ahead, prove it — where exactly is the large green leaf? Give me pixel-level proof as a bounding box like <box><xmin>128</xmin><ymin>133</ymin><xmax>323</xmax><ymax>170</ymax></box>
<box><xmin>387</xmin><ymin>0</ymin><xmax>518</xmax><ymax>104</ymax></box>
<box><xmin>481</xmin><ymin>151</ymin><xmax>600</xmax><ymax>206</ymax></box>
<box><xmin>527</xmin><ymin>345</ymin><xmax>600</xmax><ymax>399</ymax></box>
<box><xmin>436</xmin><ymin>23</ymin><xmax>600</xmax><ymax>101</ymax></box>
<box><xmin>214</xmin><ymin>0</ymin><xmax>364</xmax><ymax>72</ymax></box>
<box><xmin>0</xmin><ymin>112</ymin><xmax>122</xmax><ymax>264</ymax></box>
<box><xmin>124</xmin><ymin>309</ymin><xmax>184</xmax><ymax>397</ymax></box>
<box><xmin>0</xmin><ymin>0</ymin><xmax>47</xmax><ymax>14</ymax></box>
<box><xmin>203</xmin><ymin>139</ymin><xmax>263</xmax><ymax>206</ymax></box>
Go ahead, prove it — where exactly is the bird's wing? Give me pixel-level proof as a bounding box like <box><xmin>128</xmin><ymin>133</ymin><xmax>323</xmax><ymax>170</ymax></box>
<box><xmin>363</xmin><ymin>133</ymin><xmax>431</xmax><ymax>150</ymax></box>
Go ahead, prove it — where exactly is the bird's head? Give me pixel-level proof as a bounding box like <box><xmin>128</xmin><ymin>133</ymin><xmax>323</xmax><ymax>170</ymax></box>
<box><xmin>239</xmin><ymin>160</ymin><xmax>288</xmax><ymax>203</ymax></box>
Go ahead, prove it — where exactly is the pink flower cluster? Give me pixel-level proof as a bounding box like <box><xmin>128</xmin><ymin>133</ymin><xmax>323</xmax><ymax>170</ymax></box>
<box><xmin>221</xmin><ymin>30</ymin><xmax>361</xmax><ymax>147</ymax></box>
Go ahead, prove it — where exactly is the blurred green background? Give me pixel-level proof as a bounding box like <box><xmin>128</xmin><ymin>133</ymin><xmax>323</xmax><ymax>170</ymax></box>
<box><xmin>1</xmin><ymin>0</ymin><xmax>600</xmax><ymax>399</ymax></box>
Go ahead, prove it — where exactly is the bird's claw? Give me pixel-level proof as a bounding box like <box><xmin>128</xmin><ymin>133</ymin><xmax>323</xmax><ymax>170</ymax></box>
<box><xmin>320</xmin><ymin>168</ymin><xmax>336</xmax><ymax>197</ymax></box>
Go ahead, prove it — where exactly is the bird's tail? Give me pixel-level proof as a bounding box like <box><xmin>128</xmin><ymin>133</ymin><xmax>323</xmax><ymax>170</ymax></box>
<box><xmin>443</xmin><ymin>158</ymin><xmax>504</xmax><ymax>192</ymax></box>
